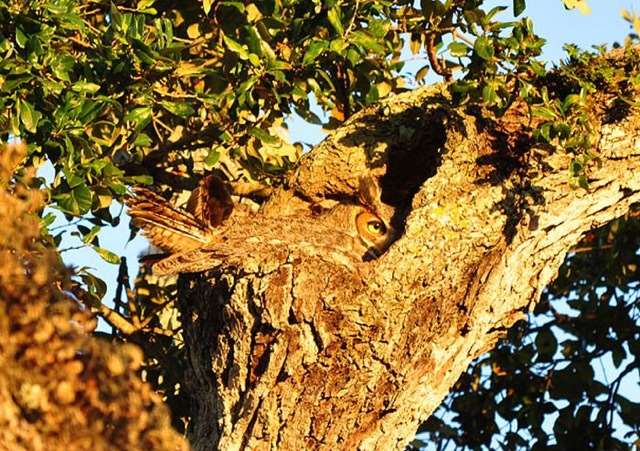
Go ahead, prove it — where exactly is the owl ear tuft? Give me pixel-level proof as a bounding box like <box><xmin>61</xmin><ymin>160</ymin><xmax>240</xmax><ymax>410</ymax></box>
<box><xmin>357</xmin><ymin>176</ymin><xmax>382</xmax><ymax>210</ymax></box>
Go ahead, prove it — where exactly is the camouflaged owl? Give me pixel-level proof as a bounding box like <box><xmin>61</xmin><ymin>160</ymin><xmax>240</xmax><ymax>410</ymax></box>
<box><xmin>127</xmin><ymin>175</ymin><xmax>395</xmax><ymax>275</ymax></box>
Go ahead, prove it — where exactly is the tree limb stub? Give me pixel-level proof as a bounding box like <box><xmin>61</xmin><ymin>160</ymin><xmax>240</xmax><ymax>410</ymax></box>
<box><xmin>179</xmin><ymin>71</ymin><xmax>640</xmax><ymax>449</ymax></box>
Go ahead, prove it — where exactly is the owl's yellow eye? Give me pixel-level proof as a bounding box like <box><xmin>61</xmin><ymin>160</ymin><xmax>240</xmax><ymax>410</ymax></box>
<box><xmin>367</xmin><ymin>219</ymin><xmax>385</xmax><ymax>235</ymax></box>
<box><xmin>356</xmin><ymin>211</ymin><xmax>388</xmax><ymax>243</ymax></box>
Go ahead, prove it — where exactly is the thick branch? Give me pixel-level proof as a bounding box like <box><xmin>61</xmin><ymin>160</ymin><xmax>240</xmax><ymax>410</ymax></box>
<box><xmin>178</xmin><ymin>67</ymin><xmax>640</xmax><ymax>450</ymax></box>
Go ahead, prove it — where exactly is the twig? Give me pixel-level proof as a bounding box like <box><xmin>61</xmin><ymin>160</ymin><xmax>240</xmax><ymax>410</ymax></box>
<box><xmin>426</xmin><ymin>32</ymin><xmax>452</xmax><ymax>81</ymax></box>
<box><xmin>345</xmin><ymin>0</ymin><xmax>361</xmax><ymax>36</ymax></box>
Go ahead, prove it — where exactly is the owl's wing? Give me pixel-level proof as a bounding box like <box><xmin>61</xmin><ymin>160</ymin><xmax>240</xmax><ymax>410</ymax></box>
<box><xmin>127</xmin><ymin>188</ymin><xmax>211</xmax><ymax>253</ymax></box>
<box><xmin>186</xmin><ymin>175</ymin><xmax>234</xmax><ymax>227</ymax></box>
<box><xmin>149</xmin><ymin>236</ymin><xmax>287</xmax><ymax>275</ymax></box>
<box><xmin>149</xmin><ymin>237</ymin><xmax>362</xmax><ymax>275</ymax></box>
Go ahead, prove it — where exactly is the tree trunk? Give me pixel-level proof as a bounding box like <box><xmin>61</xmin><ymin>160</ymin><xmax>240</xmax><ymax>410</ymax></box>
<box><xmin>178</xmin><ymin>67</ymin><xmax>640</xmax><ymax>449</ymax></box>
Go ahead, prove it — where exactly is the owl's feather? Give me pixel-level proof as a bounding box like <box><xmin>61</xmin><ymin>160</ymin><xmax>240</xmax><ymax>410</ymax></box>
<box><xmin>186</xmin><ymin>175</ymin><xmax>234</xmax><ymax>227</ymax></box>
<box><xmin>151</xmin><ymin>248</ymin><xmax>228</xmax><ymax>275</ymax></box>
<box><xmin>127</xmin><ymin>188</ymin><xmax>212</xmax><ymax>253</ymax></box>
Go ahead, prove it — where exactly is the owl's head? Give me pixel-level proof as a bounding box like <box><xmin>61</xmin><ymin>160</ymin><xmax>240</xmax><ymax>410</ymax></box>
<box><xmin>354</xmin><ymin>175</ymin><xmax>396</xmax><ymax>258</ymax></box>
<box><xmin>308</xmin><ymin>176</ymin><xmax>395</xmax><ymax>260</ymax></box>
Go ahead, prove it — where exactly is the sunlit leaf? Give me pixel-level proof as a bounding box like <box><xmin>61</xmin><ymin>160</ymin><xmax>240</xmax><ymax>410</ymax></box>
<box><xmin>92</xmin><ymin>245</ymin><xmax>121</xmax><ymax>264</ymax></box>
<box><xmin>474</xmin><ymin>36</ymin><xmax>494</xmax><ymax>60</ymax></box>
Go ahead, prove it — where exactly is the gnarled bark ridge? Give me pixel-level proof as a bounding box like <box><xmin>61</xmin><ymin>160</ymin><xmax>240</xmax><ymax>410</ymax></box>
<box><xmin>179</xmin><ymin>65</ymin><xmax>640</xmax><ymax>450</ymax></box>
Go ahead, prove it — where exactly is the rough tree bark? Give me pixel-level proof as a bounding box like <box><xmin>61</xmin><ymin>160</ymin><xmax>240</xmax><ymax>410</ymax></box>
<box><xmin>178</xmin><ymin>55</ymin><xmax>640</xmax><ymax>450</ymax></box>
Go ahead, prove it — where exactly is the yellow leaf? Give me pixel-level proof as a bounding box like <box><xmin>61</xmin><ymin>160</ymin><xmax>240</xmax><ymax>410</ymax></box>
<box><xmin>202</xmin><ymin>0</ymin><xmax>213</xmax><ymax>15</ymax></box>
<box><xmin>175</xmin><ymin>62</ymin><xmax>202</xmax><ymax>76</ymax></box>
<box><xmin>563</xmin><ymin>0</ymin><xmax>591</xmax><ymax>15</ymax></box>
<box><xmin>168</xmin><ymin>125</ymin><xmax>184</xmax><ymax>142</ymax></box>
<box><xmin>187</xmin><ymin>23</ymin><xmax>200</xmax><ymax>39</ymax></box>
<box><xmin>410</xmin><ymin>36</ymin><xmax>421</xmax><ymax>55</ymax></box>
<box><xmin>376</xmin><ymin>81</ymin><xmax>392</xmax><ymax>98</ymax></box>
<box><xmin>246</xmin><ymin>4</ymin><xmax>262</xmax><ymax>22</ymax></box>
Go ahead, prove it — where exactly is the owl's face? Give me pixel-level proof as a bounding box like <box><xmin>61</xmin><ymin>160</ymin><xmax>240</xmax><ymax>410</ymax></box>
<box><xmin>317</xmin><ymin>203</ymin><xmax>394</xmax><ymax>259</ymax></box>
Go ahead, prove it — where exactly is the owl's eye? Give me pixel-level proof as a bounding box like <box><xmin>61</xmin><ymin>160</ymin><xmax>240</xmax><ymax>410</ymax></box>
<box><xmin>366</xmin><ymin>219</ymin><xmax>386</xmax><ymax>235</ymax></box>
<box><xmin>356</xmin><ymin>211</ymin><xmax>388</xmax><ymax>243</ymax></box>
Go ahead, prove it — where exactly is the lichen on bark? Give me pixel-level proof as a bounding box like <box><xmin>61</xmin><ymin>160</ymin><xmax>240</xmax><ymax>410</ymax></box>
<box><xmin>0</xmin><ymin>144</ymin><xmax>187</xmax><ymax>451</ymax></box>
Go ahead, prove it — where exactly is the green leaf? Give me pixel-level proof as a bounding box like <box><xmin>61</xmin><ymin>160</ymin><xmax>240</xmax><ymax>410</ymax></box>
<box><xmin>54</xmin><ymin>184</ymin><xmax>93</xmax><ymax>216</ymax></box>
<box><xmin>531</xmin><ymin>106</ymin><xmax>557</xmax><ymax>120</ymax></box>
<box><xmin>513</xmin><ymin>0</ymin><xmax>526</xmax><ymax>16</ymax></box>
<box><xmin>351</xmin><ymin>30</ymin><xmax>385</xmax><ymax>54</ymax></box>
<box><xmin>134</xmin><ymin>133</ymin><xmax>152</xmax><ymax>147</ymax></box>
<box><xmin>528</xmin><ymin>59</ymin><xmax>547</xmax><ymax>76</ymax></box>
<box><xmin>249</xmin><ymin>127</ymin><xmax>280</xmax><ymax>144</ymax></box>
<box><xmin>421</xmin><ymin>0</ymin><xmax>447</xmax><ymax>20</ymax></box>
<box><xmin>569</xmin><ymin>158</ymin><xmax>583</xmax><ymax>176</ymax></box>
<box><xmin>15</xmin><ymin>27</ymin><xmax>27</xmax><ymax>48</ymax></box>
<box><xmin>124</xmin><ymin>106</ymin><xmax>152</xmax><ymax>123</ymax></box>
<box><xmin>92</xmin><ymin>245</ymin><xmax>121</xmax><ymax>264</ymax></box>
<box><xmin>129</xmin><ymin>175</ymin><xmax>154</xmax><ymax>185</ymax></box>
<box><xmin>303</xmin><ymin>40</ymin><xmax>328</xmax><ymax>64</ymax></box>
<box><xmin>64</xmin><ymin>170</ymin><xmax>85</xmax><ymax>189</ymax></box>
<box><xmin>41</xmin><ymin>212</ymin><xmax>57</xmax><ymax>228</ymax></box>
<box><xmin>576</xmin><ymin>174</ymin><xmax>588</xmax><ymax>189</ymax></box>
<box><xmin>538</xmin><ymin>123</ymin><xmax>551</xmax><ymax>141</ymax></box>
<box><xmin>220</xmin><ymin>1</ymin><xmax>244</xmax><ymax>13</ymax></box>
<box><xmin>82</xmin><ymin>225</ymin><xmax>101</xmax><ymax>244</ymax></box>
<box><xmin>205</xmin><ymin>147</ymin><xmax>220</xmax><ymax>166</ymax></box>
<box><xmin>51</xmin><ymin>55</ymin><xmax>75</xmax><ymax>82</ymax></box>
<box><xmin>474</xmin><ymin>36</ymin><xmax>494</xmax><ymax>60</ymax></box>
<box><xmin>561</xmin><ymin>93</ymin><xmax>582</xmax><ymax>112</ymax></box>
<box><xmin>72</xmin><ymin>81</ymin><xmax>101</xmax><ymax>94</ymax></box>
<box><xmin>330</xmin><ymin>38</ymin><xmax>348</xmax><ymax>53</ymax></box>
<box><xmin>448</xmin><ymin>42</ymin><xmax>468</xmax><ymax>57</ymax></box>
<box><xmin>327</xmin><ymin>6</ymin><xmax>344</xmax><ymax>35</ymax></box>
<box><xmin>244</xmin><ymin>25</ymin><xmax>264</xmax><ymax>56</ymax></box>
<box><xmin>248</xmin><ymin>53</ymin><xmax>261</xmax><ymax>66</ymax></box>
<box><xmin>18</xmin><ymin>99</ymin><xmax>42</xmax><ymax>133</ymax></box>
<box><xmin>1</xmin><ymin>74</ymin><xmax>34</xmax><ymax>92</ymax></box>
<box><xmin>223</xmin><ymin>35</ymin><xmax>250</xmax><ymax>60</ymax></box>
<box><xmin>80</xmin><ymin>272</ymin><xmax>107</xmax><ymax>304</ymax></box>
<box><xmin>160</xmin><ymin>100</ymin><xmax>195</xmax><ymax>117</ymax></box>
<box><xmin>482</xmin><ymin>83</ymin><xmax>497</xmax><ymax>105</ymax></box>
<box><xmin>138</xmin><ymin>0</ymin><xmax>156</xmax><ymax>10</ymax></box>
<box><xmin>108</xmin><ymin>181</ymin><xmax>127</xmax><ymax>196</ymax></box>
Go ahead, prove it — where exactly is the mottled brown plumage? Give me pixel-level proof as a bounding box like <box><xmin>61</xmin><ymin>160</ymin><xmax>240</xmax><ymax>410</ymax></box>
<box><xmin>127</xmin><ymin>175</ymin><xmax>394</xmax><ymax>275</ymax></box>
<box><xmin>185</xmin><ymin>174</ymin><xmax>234</xmax><ymax>227</ymax></box>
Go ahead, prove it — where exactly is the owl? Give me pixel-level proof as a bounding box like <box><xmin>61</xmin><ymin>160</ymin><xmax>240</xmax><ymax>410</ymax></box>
<box><xmin>126</xmin><ymin>175</ymin><xmax>395</xmax><ymax>275</ymax></box>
